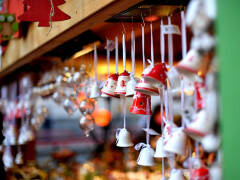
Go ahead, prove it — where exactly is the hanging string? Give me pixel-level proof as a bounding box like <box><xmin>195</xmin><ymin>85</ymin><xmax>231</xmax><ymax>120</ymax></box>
<box><xmin>160</xmin><ymin>87</ymin><xmax>166</xmax><ymax>178</ymax></box>
<box><xmin>123</xmin><ymin>96</ymin><xmax>126</xmax><ymax>129</ymax></box>
<box><xmin>131</xmin><ymin>30</ymin><xmax>136</xmax><ymax>74</ymax></box>
<box><xmin>115</xmin><ymin>36</ymin><xmax>119</xmax><ymax>74</ymax></box>
<box><xmin>181</xmin><ymin>77</ymin><xmax>185</xmax><ymax>127</ymax></box>
<box><xmin>106</xmin><ymin>39</ymin><xmax>110</xmax><ymax>75</ymax></box>
<box><xmin>195</xmin><ymin>141</ymin><xmax>200</xmax><ymax>159</ymax></box>
<box><xmin>168</xmin><ymin>87</ymin><xmax>174</xmax><ymax>123</ymax></box>
<box><xmin>146</xmin><ymin>97</ymin><xmax>150</xmax><ymax>145</ymax></box>
<box><xmin>168</xmin><ymin>16</ymin><xmax>173</xmax><ymax>67</ymax></box>
<box><xmin>47</xmin><ymin>0</ymin><xmax>55</xmax><ymax>35</ymax></box>
<box><xmin>160</xmin><ymin>19</ymin><xmax>165</xmax><ymax>63</ymax></box>
<box><xmin>94</xmin><ymin>44</ymin><xmax>98</xmax><ymax>81</ymax></box>
<box><xmin>122</xmin><ymin>33</ymin><xmax>126</xmax><ymax>71</ymax></box>
<box><xmin>181</xmin><ymin>10</ymin><xmax>187</xmax><ymax>58</ymax></box>
<box><xmin>141</xmin><ymin>25</ymin><xmax>146</xmax><ymax>69</ymax></box>
<box><xmin>150</xmin><ymin>23</ymin><xmax>154</xmax><ymax>65</ymax></box>
<box><xmin>164</xmin><ymin>89</ymin><xmax>169</xmax><ymax>123</ymax></box>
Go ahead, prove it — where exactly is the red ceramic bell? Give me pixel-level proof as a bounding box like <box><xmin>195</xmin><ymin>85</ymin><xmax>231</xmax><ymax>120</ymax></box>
<box><xmin>190</xmin><ymin>167</ymin><xmax>209</xmax><ymax>180</ymax></box>
<box><xmin>143</xmin><ymin>63</ymin><xmax>168</xmax><ymax>86</ymax></box>
<box><xmin>115</xmin><ymin>70</ymin><xmax>130</xmax><ymax>95</ymax></box>
<box><xmin>101</xmin><ymin>73</ymin><xmax>119</xmax><ymax>97</ymax></box>
<box><xmin>176</xmin><ymin>49</ymin><xmax>202</xmax><ymax>74</ymax></box>
<box><xmin>130</xmin><ymin>92</ymin><xmax>152</xmax><ymax>115</ymax></box>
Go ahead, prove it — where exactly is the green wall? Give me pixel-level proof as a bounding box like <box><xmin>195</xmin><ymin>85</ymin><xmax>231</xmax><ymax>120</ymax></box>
<box><xmin>218</xmin><ymin>0</ymin><xmax>240</xmax><ymax>179</ymax></box>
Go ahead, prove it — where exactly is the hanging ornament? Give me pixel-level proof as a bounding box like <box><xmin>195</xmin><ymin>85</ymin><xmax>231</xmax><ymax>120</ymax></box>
<box><xmin>79</xmin><ymin>114</ymin><xmax>94</xmax><ymax>137</ymax></box>
<box><xmin>62</xmin><ymin>98</ymin><xmax>76</xmax><ymax>117</ymax></box>
<box><xmin>0</xmin><ymin>13</ymin><xmax>18</xmax><ymax>41</ymax></box>
<box><xmin>79</xmin><ymin>98</ymin><xmax>95</xmax><ymax>115</ymax></box>
<box><xmin>18</xmin><ymin>0</ymin><xmax>71</xmax><ymax>27</ymax></box>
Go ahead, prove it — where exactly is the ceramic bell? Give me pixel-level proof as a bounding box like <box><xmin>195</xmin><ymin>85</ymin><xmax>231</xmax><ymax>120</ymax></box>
<box><xmin>101</xmin><ymin>73</ymin><xmax>119</xmax><ymax>97</ymax></box>
<box><xmin>176</xmin><ymin>49</ymin><xmax>202</xmax><ymax>74</ymax></box>
<box><xmin>164</xmin><ymin>128</ymin><xmax>187</xmax><ymax>155</ymax></box>
<box><xmin>135</xmin><ymin>77</ymin><xmax>159</xmax><ymax>96</ymax></box>
<box><xmin>190</xmin><ymin>167</ymin><xmax>209</xmax><ymax>180</ymax></box>
<box><xmin>143</xmin><ymin>63</ymin><xmax>168</xmax><ymax>86</ymax></box>
<box><xmin>130</xmin><ymin>92</ymin><xmax>152</xmax><ymax>115</ymax></box>
<box><xmin>201</xmin><ymin>134</ymin><xmax>220</xmax><ymax>152</ymax></box>
<box><xmin>135</xmin><ymin>143</ymin><xmax>155</xmax><ymax>167</ymax></box>
<box><xmin>154</xmin><ymin>137</ymin><xmax>171</xmax><ymax>158</ymax></box>
<box><xmin>125</xmin><ymin>73</ymin><xmax>138</xmax><ymax>97</ymax></box>
<box><xmin>115</xmin><ymin>70</ymin><xmax>130</xmax><ymax>95</ymax></box>
<box><xmin>169</xmin><ymin>169</ymin><xmax>185</xmax><ymax>180</ymax></box>
<box><xmin>185</xmin><ymin>110</ymin><xmax>215</xmax><ymax>140</ymax></box>
<box><xmin>90</xmin><ymin>81</ymin><xmax>100</xmax><ymax>99</ymax></box>
<box><xmin>116</xmin><ymin>128</ymin><xmax>133</xmax><ymax>147</ymax></box>
<box><xmin>210</xmin><ymin>163</ymin><xmax>222</xmax><ymax>180</ymax></box>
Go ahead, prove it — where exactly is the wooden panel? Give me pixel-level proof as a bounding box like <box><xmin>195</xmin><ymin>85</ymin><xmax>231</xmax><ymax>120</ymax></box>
<box><xmin>0</xmin><ymin>0</ymin><xmax>142</xmax><ymax>78</ymax></box>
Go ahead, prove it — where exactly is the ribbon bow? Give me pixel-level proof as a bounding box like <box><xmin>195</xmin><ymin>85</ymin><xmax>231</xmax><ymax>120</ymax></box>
<box><xmin>147</xmin><ymin>59</ymin><xmax>154</xmax><ymax>67</ymax></box>
<box><xmin>134</xmin><ymin>142</ymin><xmax>149</xmax><ymax>151</ymax></box>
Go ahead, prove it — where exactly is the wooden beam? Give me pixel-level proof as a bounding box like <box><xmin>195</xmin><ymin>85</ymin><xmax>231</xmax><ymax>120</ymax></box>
<box><xmin>0</xmin><ymin>0</ymin><xmax>142</xmax><ymax>78</ymax></box>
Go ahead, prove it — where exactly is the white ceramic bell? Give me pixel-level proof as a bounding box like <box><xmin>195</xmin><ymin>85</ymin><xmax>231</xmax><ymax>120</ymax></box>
<box><xmin>176</xmin><ymin>49</ymin><xmax>202</xmax><ymax>74</ymax></box>
<box><xmin>201</xmin><ymin>134</ymin><xmax>220</xmax><ymax>152</ymax></box>
<box><xmin>136</xmin><ymin>144</ymin><xmax>155</xmax><ymax>167</ymax></box>
<box><xmin>210</xmin><ymin>163</ymin><xmax>222</xmax><ymax>180</ymax></box>
<box><xmin>90</xmin><ymin>82</ymin><xmax>100</xmax><ymax>99</ymax></box>
<box><xmin>169</xmin><ymin>169</ymin><xmax>185</xmax><ymax>180</ymax></box>
<box><xmin>164</xmin><ymin>128</ymin><xmax>186</xmax><ymax>155</ymax></box>
<box><xmin>116</xmin><ymin>128</ymin><xmax>133</xmax><ymax>147</ymax></box>
<box><xmin>101</xmin><ymin>74</ymin><xmax>119</xmax><ymax>97</ymax></box>
<box><xmin>154</xmin><ymin>137</ymin><xmax>171</xmax><ymax>158</ymax></box>
<box><xmin>115</xmin><ymin>71</ymin><xmax>130</xmax><ymax>95</ymax></box>
<box><xmin>185</xmin><ymin>110</ymin><xmax>215</xmax><ymax>140</ymax></box>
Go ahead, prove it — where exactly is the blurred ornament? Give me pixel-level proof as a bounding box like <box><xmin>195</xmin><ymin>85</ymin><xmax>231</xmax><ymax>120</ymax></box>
<box><xmin>52</xmin><ymin>91</ymin><xmax>63</xmax><ymax>106</ymax></box>
<box><xmin>201</xmin><ymin>134</ymin><xmax>220</xmax><ymax>152</ymax></box>
<box><xmin>90</xmin><ymin>81</ymin><xmax>100</xmax><ymax>99</ymax></box>
<box><xmin>92</xmin><ymin>108</ymin><xmax>111</xmax><ymax>127</ymax></box>
<box><xmin>79</xmin><ymin>98</ymin><xmax>95</xmax><ymax>115</ymax></box>
<box><xmin>210</xmin><ymin>163</ymin><xmax>222</xmax><ymax>180</ymax></box>
<box><xmin>62</xmin><ymin>99</ymin><xmax>76</xmax><ymax>117</ymax></box>
<box><xmin>190</xmin><ymin>167</ymin><xmax>209</xmax><ymax>180</ymax></box>
<box><xmin>169</xmin><ymin>169</ymin><xmax>185</xmax><ymax>180</ymax></box>
<box><xmin>3</xmin><ymin>145</ymin><xmax>14</xmax><ymax>169</ymax></box>
<box><xmin>79</xmin><ymin>115</ymin><xmax>94</xmax><ymax>137</ymax></box>
<box><xmin>15</xmin><ymin>149</ymin><xmax>24</xmax><ymax>165</ymax></box>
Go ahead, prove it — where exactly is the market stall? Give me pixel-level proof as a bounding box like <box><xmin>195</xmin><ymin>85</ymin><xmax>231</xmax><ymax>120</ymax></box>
<box><xmin>0</xmin><ymin>0</ymin><xmax>233</xmax><ymax>179</ymax></box>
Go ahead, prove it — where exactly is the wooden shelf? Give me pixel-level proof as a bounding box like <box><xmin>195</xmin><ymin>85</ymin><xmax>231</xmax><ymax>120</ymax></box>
<box><xmin>0</xmin><ymin>0</ymin><xmax>142</xmax><ymax>78</ymax></box>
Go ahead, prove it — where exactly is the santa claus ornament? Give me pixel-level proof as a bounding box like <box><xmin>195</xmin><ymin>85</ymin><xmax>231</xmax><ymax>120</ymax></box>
<box><xmin>18</xmin><ymin>0</ymin><xmax>71</xmax><ymax>27</ymax></box>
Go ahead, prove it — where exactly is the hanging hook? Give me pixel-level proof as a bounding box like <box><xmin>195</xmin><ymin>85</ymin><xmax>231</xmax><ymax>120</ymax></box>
<box><xmin>121</xmin><ymin>22</ymin><xmax>126</xmax><ymax>34</ymax></box>
<box><xmin>141</xmin><ymin>12</ymin><xmax>145</xmax><ymax>27</ymax></box>
<box><xmin>131</xmin><ymin>16</ymin><xmax>134</xmax><ymax>31</ymax></box>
